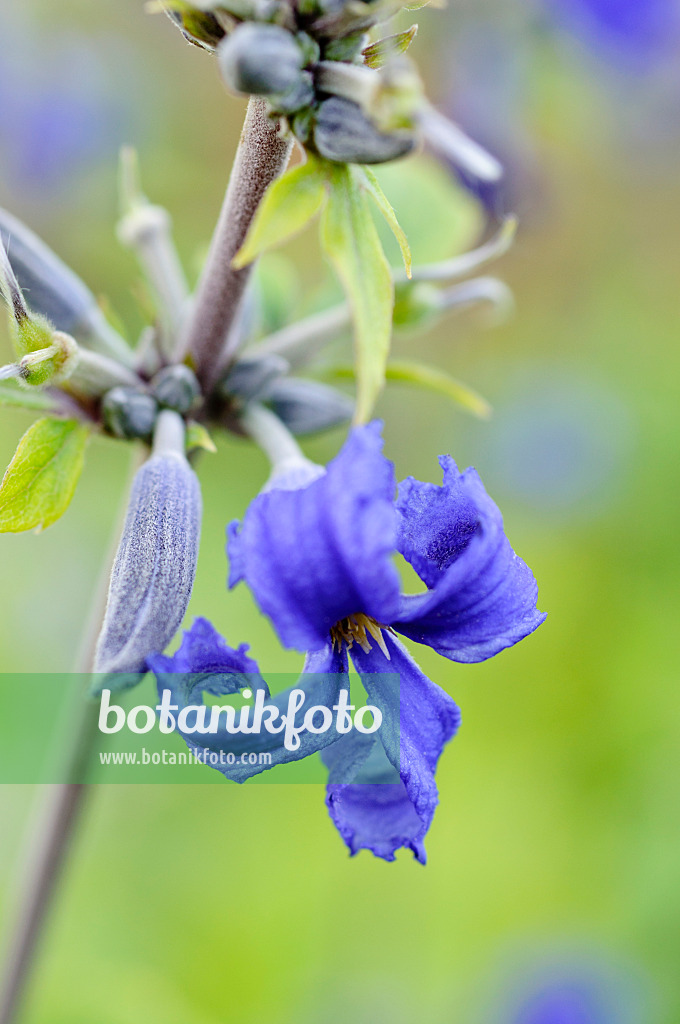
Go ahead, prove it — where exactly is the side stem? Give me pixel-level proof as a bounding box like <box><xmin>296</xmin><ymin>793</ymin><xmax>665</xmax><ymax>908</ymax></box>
<box><xmin>179</xmin><ymin>98</ymin><xmax>292</xmax><ymax>390</ymax></box>
<box><xmin>0</xmin><ymin>448</ymin><xmax>145</xmax><ymax>1024</ymax></box>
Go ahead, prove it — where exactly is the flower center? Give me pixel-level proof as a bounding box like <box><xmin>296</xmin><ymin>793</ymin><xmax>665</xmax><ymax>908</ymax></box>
<box><xmin>330</xmin><ymin>613</ymin><xmax>393</xmax><ymax>658</ymax></box>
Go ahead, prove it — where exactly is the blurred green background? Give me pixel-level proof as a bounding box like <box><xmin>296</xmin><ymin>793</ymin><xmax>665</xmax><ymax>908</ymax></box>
<box><xmin>1</xmin><ymin>0</ymin><xmax>679</xmax><ymax>1021</ymax></box>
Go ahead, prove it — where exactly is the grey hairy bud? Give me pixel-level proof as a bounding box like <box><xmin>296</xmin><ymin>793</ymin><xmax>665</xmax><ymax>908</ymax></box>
<box><xmin>217</xmin><ymin>24</ymin><xmax>305</xmax><ymax>97</ymax></box>
<box><xmin>94</xmin><ymin>411</ymin><xmax>202</xmax><ymax>681</ymax></box>
<box><xmin>221</xmin><ymin>353</ymin><xmax>289</xmax><ymax>402</ymax></box>
<box><xmin>102</xmin><ymin>386</ymin><xmax>158</xmax><ymax>440</ymax></box>
<box><xmin>313</xmin><ymin>96</ymin><xmax>415</xmax><ymax>165</ymax></box>
<box><xmin>150</xmin><ymin>365</ymin><xmax>201</xmax><ymax>414</ymax></box>
<box><xmin>265</xmin><ymin>377</ymin><xmax>354</xmax><ymax>435</ymax></box>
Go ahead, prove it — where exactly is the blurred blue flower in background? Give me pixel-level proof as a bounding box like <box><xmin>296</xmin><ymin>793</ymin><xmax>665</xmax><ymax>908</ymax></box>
<box><xmin>547</xmin><ymin>0</ymin><xmax>680</xmax><ymax>68</ymax></box>
<box><xmin>492</xmin><ymin>950</ymin><xmax>646</xmax><ymax>1024</ymax></box>
<box><xmin>0</xmin><ymin>9</ymin><xmax>144</xmax><ymax>197</ymax></box>
<box><xmin>442</xmin><ymin>16</ymin><xmax>539</xmax><ymax>219</ymax></box>
<box><xmin>479</xmin><ymin>370</ymin><xmax>633</xmax><ymax>517</ymax></box>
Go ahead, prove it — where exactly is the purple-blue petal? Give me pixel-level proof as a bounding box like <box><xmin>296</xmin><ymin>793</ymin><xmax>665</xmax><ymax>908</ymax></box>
<box><xmin>227</xmin><ymin>422</ymin><xmax>401</xmax><ymax>652</ymax></box>
<box><xmin>147</xmin><ymin>616</ymin><xmax>268</xmax><ymax>702</ymax></box>
<box><xmin>395</xmin><ymin>457</ymin><xmax>546</xmax><ymax>662</ymax></box>
<box><xmin>150</xmin><ymin>627</ymin><xmax>350</xmax><ymax>783</ymax></box>
<box><xmin>326</xmin><ymin>634</ymin><xmax>460</xmax><ymax>863</ymax></box>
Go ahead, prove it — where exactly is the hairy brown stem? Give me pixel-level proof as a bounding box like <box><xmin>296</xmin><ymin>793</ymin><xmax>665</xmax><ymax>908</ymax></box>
<box><xmin>180</xmin><ymin>98</ymin><xmax>292</xmax><ymax>392</ymax></box>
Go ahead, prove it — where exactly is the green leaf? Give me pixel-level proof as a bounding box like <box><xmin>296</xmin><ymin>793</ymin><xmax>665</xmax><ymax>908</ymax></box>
<box><xmin>320</xmin><ymin>166</ymin><xmax>394</xmax><ymax>424</ymax></box>
<box><xmin>369</xmin><ymin>157</ymin><xmax>482</xmax><ymax>265</ymax></box>
<box><xmin>385</xmin><ymin>360</ymin><xmax>492</xmax><ymax>419</ymax></box>
<box><xmin>355</xmin><ymin>166</ymin><xmax>412</xmax><ymax>277</ymax></box>
<box><xmin>186</xmin><ymin>420</ymin><xmax>217</xmax><ymax>453</ymax></box>
<box><xmin>362</xmin><ymin>25</ymin><xmax>418</xmax><ymax>69</ymax></box>
<box><xmin>0</xmin><ymin>385</ymin><xmax>55</xmax><ymax>411</ymax></box>
<box><xmin>233</xmin><ymin>157</ymin><xmax>329</xmax><ymax>270</ymax></box>
<box><xmin>0</xmin><ymin>417</ymin><xmax>90</xmax><ymax>533</ymax></box>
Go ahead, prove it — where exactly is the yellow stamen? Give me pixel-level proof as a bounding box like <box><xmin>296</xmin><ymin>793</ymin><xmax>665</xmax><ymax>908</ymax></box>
<box><xmin>330</xmin><ymin>613</ymin><xmax>393</xmax><ymax>659</ymax></box>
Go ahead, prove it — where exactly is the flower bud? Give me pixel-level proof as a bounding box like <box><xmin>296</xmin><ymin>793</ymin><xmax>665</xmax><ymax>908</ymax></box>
<box><xmin>94</xmin><ymin>411</ymin><xmax>202</xmax><ymax>679</ymax></box>
<box><xmin>217</xmin><ymin>24</ymin><xmax>305</xmax><ymax>97</ymax></box>
<box><xmin>266</xmin><ymin>378</ymin><xmax>354</xmax><ymax>435</ymax></box>
<box><xmin>313</xmin><ymin>96</ymin><xmax>415</xmax><ymax>165</ymax></box>
<box><xmin>101</xmin><ymin>386</ymin><xmax>158</xmax><ymax>440</ymax></box>
<box><xmin>221</xmin><ymin>353</ymin><xmax>289</xmax><ymax>402</ymax></box>
<box><xmin>269</xmin><ymin>72</ymin><xmax>315</xmax><ymax>115</ymax></box>
<box><xmin>150</xmin><ymin>364</ymin><xmax>200</xmax><ymax>414</ymax></box>
<box><xmin>0</xmin><ymin>207</ymin><xmax>132</xmax><ymax>365</ymax></box>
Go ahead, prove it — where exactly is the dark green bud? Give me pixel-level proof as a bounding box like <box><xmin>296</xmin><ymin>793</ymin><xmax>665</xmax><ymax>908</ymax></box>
<box><xmin>269</xmin><ymin>72</ymin><xmax>315</xmax><ymax>115</ymax></box>
<box><xmin>102</xmin><ymin>386</ymin><xmax>158</xmax><ymax>440</ymax></box>
<box><xmin>266</xmin><ymin>377</ymin><xmax>354</xmax><ymax>435</ymax></box>
<box><xmin>221</xmin><ymin>353</ymin><xmax>288</xmax><ymax>401</ymax></box>
<box><xmin>150</xmin><ymin>365</ymin><xmax>200</xmax><ymax>414</ymax></box>
<box><xmin>217</xmin><ymin>24</ymin><xmax>305</xmax><ymax>97</ymax></box>
<box><xmin>313</xmin><ymin>96</ymin><xmax>415</xmax><ymax>165</ymax></box>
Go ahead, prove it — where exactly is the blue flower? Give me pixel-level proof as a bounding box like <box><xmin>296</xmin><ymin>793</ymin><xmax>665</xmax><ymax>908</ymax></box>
<box><xmin>148</xmin><ymin>617</ymin><xmax>351</xmax><ymax>783</ymax></box>
<box><xmin>548</xmin><ymin>0</ymin><xmax>680</xmax><ymax>67</ymax></box>
<box><xmin>221</xmin><ymin>422</ymin><xmax>545</xmax><ymax>861</ymax></box>
<box><xmin>228</xmin><ymin>422</ymin><xmax>545</xmax><ymax>662</ymax></box>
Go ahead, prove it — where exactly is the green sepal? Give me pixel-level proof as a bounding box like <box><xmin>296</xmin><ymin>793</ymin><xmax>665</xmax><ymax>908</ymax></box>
<box><xmin>186</xmin><ymin>420</ymin><xmax>217</xmax><ymax>453</ymax></box>
<box><xmin>0</xmin><ymin>417</ymin><xmax>90</xmax><ymax>533</ymax></box>
<box><xmin>362</xmin><ymin>25</ymin><xmax>418</xmax><ymax>69</ymax></box>
<box><xmin>10</xmin><ymin>312</ymin><xmax>55</xmax><ymax>359</ymax></box>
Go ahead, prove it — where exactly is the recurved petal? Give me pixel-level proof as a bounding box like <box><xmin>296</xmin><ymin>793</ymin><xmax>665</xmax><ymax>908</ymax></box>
<box><xmin>94</xmin><ymin>447</ymin><xmax>202</xmax><ymax>683</ymax></box>
<box><xmin>326</xmin><ymin>634</ymin><xmax>460</xmax><ymax>863</ymax></box>
<box><xmin>395</xmin><ymin>457</ymin><xmax>546</xmax><ymax>662</ymax></box>
<box><xmin>154</xmin><ymin>641</ymin><xmax>350</xmax><ymax>784</ymax></box>
<box><xmin>147</xmin><ymin>616</ymin><xmax>268</xmax><ymax>702</ymax></box>
<box><xmin>227</xmin><ymin>421</ymin><xmax>401</xmax><ymax>652</ymax></box>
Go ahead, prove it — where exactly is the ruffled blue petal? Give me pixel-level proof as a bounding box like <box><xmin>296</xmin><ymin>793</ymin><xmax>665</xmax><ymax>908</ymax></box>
<box><xmin>150</xmin><ymin>625</ymin><xmax>350</xmax><ymax>782</ymax></box>
<box><xmin>227</xmin><ymin>422</ymin><xmax>401</xmax><ymax>652</ymax></box>
<box><xmin>325</xmin><ymin>634</ymin><xmax>461</xmax><ymax>863</ymax></box>
<box><xmin>147</xmin><ymin>617</ymin><xmax>269</xmax><ymax>702</ymax></box>
<box><xmin>395</xmin><ymin>457</ymin><xmax>546</xmax><ymax>662</ymax></box>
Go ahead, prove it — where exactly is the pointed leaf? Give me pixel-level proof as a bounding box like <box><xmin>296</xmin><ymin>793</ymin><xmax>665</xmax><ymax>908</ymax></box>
<box><xmin>385</xmin><ymin>360</ymin><xmax>491</xmax><ymax>419</ymax></box>
<box><xmin>0</xmin><ymin>417</ymin><xmax>90</xmax><ymax>533</ymax></box>
<box><xmin>362</xmin><ymin>25</ymin><xmax>418</xmax><ymax>69</ymax></box>
<box><xmin>320</xmin><ymin>166</ymin><xmax>394</xmax><ymax>424</ymax></box>
<box><xmin>356</xmin><ymin>166</ymin><xmax>412</xmax><ymax>277</ymax></box>
<box><xmin>186</xmin><ymin>420</ymin><xmax>217</xmax><ymax>453</ymax></box>
<box><xmin>233</xmin><ymin>157</ymin><xmax>329</xmax><ymax>270</ymax></box>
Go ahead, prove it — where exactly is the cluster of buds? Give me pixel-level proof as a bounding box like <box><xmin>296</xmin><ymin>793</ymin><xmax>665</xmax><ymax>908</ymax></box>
<box><xmin>160</xmin><ymin>0</ymin><xmax>502</xmax><ymax>181</ymax></box>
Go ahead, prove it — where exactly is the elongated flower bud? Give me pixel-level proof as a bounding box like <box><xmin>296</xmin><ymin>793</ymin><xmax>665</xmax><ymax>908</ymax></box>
<box><xmin>265</xmin><ymin>377</ymin><xmax>354</xmax><ymax>435</ymax></box>
<box><xmin>313</xmin><ymin>96</ymin><xmax>415</xmax><ymax>165</ymax></box>
<box><xmin>0</xmin><ymin>207</ymin><xmax>132</xmax><ymax>365</ymax></box>
<box><xmin>94</xmin><ymin>411</ymin><xmax>202</xmax><ymax>680</ymax></box>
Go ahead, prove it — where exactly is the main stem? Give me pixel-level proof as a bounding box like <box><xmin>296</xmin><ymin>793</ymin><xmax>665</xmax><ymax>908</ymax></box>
<box><xmin>0</xmin><ymin>448</ymin><xmax>144</xmax><ymax>1024</ymax></box>
<box><xmin>180</xmin><ymin>98</ymin><xmax>292</xmax><ymax>391</ymax></box>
